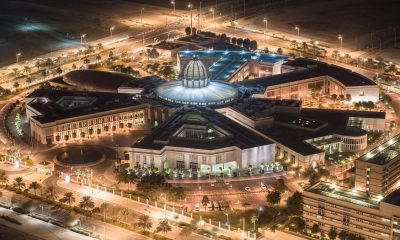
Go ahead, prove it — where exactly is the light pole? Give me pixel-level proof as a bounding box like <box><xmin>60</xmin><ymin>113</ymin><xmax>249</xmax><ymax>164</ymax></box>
<box><xmin>16</xmin><ymin>52</ymin><xmax>21</xmax><ymax>65</ymax></box>
<box><xmin>110</xmin><ymin>26</ymin><xmax>115</xmax><ymax>41</ymax></box>
<box><xmin>171</xmin><ymin>0</ymin><xmax>176</xmax><ymax>15</ymax></box>
<box><xmin>241</xmin><ymin>218</ymin><xmax>246</xmax><ymax>239</ymax></box>
<box><xmin>80</xmin><ymin>34</ymin><xmax>86</xmax><ymax>47</ymax></box>
<box><xmin>188</xmin><ymin>3</ymin><xmax>193</xmax><ymax>34</ymax></box>
<box><xmin>140</xmin><ymin>8</ymin><xmax>144</xmax><ymax>25</ymax></box>
<box><xmin>295</xmin><ymin>25</ymin><xmax>300</xmax><ymax>37</ymax></box>
<box><xmin>243</xmin><ymin>0</ymin><xmax>246</xmax><ymax>16</ymax></box>
<box><xmin>210</xmin><ymin>8</ymin><xmax>215</xmax><ymax>29</ymax></box>
<box><xmin>161</xmin><ymin>193</ymin><xmax>167</xmax><ymax>219</ymax></box>
<box><xmin>338</xmin><ymin>34</ymin><xmax>343</xmax><ymax>52</ymax></box>
<box><xmin>263</xmin><ymin>17</ymin><xmax>268</xmax><ymax>43</ymax></box>
<box><xmin>215</xmin><ymin>0</ymin><xmax>218</xmax><ymax>13</ymax></box>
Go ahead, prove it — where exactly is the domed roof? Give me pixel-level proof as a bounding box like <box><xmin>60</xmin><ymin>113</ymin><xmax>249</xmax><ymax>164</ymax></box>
<box><xmin>182</xmin><ymin>56</ymin><xmax>208</xmax><ymax>80</ymax></box>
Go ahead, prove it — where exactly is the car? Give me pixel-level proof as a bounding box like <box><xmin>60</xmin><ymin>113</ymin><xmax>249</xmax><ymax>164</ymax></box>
<box><xmin>261</xmin><ymin>183</ymin><xmax>267</xmax><ymax>190</ymax></box>
<box><xmin>244</xmin><ymin>187</ymin><xmax>251</xmax><ymax>192</ymax></box>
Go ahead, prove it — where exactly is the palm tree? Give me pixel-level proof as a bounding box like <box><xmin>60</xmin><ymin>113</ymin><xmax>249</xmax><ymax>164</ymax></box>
<box><xmin>44</xmin><ymin>186</ymin><xmax>58</xmax><ymax>201</ymax></box>
<box><xmin>119</xmin><ymin>207</ymin><xmax>129</xmax><ymax>222</ymax></box>
<box><xmin>13</xmin><ymin>177</ymin><xmax>25</xmax><ymax>190</ymax></box>
<box><xmin>100</xmin><ymin>202</ymin><xmax>109</xmax><ymax>221</ymax></box>
<box><xmin>251</xmin><ymin>215</ymin><xmax>258</xmax><ymax>232</ymax></box>
<box><xmin>60</xmin><ymin>192</ymin><xmax>76</xmax><ymax>206</ymax></box>
<box><xmin>28</xmin><ymin>181</ymin><xmax>41</xmax><ymax>195</ymax></box>
<box><xmin>79</xmin><ymin>196</ymin><xmax>95</xmax><ymax>210</ymax></box>
<box><xmin>156</xmin><ymin>219</ymin><xmax>172</xmax><ymax>237</ymax></box>
<box><xmin>135</xmin><ymin>215</ymin><xmax>153</xmax><ymax>232</ymax></box>
<box><xmin>201</xmin><ymin>195</ymin><xmax>210</xmax><ymax>212</ymax></box>
<box><xmin>290</xmin><ymin>40</ymin><xmax>298</xmax><ymax>50</ymax></box>
<box><xmin>0</xmin><ymin>171</ymin><xmax>9</xmax><ymax>186</ymax></box>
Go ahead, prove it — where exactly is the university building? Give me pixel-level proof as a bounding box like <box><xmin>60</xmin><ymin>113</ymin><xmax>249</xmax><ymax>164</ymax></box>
<box><xmin>303</xmin><ymin>182</ymin><xmax>400</xmax><ymax>240</ymax></box>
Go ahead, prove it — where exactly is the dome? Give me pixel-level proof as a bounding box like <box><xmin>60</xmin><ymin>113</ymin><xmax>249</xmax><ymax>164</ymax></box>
<box><xmin>182</xmin><ymin>56</ymin><xmax>209</xmax><ymax>88</ymax></box>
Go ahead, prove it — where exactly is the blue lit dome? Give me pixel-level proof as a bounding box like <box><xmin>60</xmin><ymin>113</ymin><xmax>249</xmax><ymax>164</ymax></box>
<box><xmin>154</xmin><ymin>56</ymin><xmax>237</xmax><ymax>107</ymax></box>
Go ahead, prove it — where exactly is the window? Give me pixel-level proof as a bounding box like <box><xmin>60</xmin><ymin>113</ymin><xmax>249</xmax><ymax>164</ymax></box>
<box><xmin>267</xmin><ymin>91</ymin><xmax>275</xmax><ymax>97</ymax></box>
<box><xmin>189</xmin><ymin>162</ymin><xmax>198</xmax><ymax>171</ymax></box>
<box><xmin>176</xmin><ymin>161</ymin><xmax>185</xmax><ymax>170</ymax></box>
<box><xmin>290</xmin><ymin>86</ymin><xmax>298</xmax><ymax>92</ymax></box>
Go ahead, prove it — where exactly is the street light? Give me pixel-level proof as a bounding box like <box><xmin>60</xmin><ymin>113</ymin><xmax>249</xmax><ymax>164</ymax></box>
<box><xmin>263</xmin><ymin>17</ymin><xmax>268</xmax><ymax>42</ymax></box>
<box><xmin>161</xmin><ymin>193</ymin><xmax>167</xmax><ymax>218</ymax></box>
<box><xmin>110</xmin><ymin>26</ymin><xmax>115</xmax><ymax>41</ymax></box>
<box><xmin>171</xmin><ymin>0</ymin><xmax>176</xmax><ymax>15</ymax></box>
<box><xmin>188</xmin><ymin>3</ymin><xmax>193</xmax><ymax>34</ymax></box>
<box><xmin>338</xmin><ymin>34</ymin><xmax>343</xmax><ymax>52</ymax></box>
<box><xmin>80</xmin><ymin>34</ymin><xmax>86</xmax><ymax>47</ymax></box>
<box><xmin>295</xmin><ymin>25</ymin><xmax>300</xmax><ymax>37</ymax></box>
<box><xmin>210</xmin><ymin>8</ymin><xmax>215</xmax><ymax>28</ymax></box>
<box><xmin>16</xmin><ymin>52</ymin><xmax>21</xmax><ymax>65</ymax></box>
<box><xmin>140</xmin><ymin>8</ymin><xmax>144</xmax><ymax>25</ymax></box>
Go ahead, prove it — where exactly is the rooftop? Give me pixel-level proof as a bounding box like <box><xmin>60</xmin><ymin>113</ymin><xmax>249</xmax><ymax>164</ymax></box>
<box><xmin>238</xmin><ymin>58</ymin><xmax>376</xmax><ymax>89</ymax></box>
<box><xmin>382</xmin><ymin>189</ymin><xmax>400</xmax><ymax>206</ymax></box>
<box><xmin>178</xmin><ymin>50</ymin><xmax>286</xmax><ymax>82</ymax></box>
<box><xmin>305</xmin><ymin>182</ymin><xmax>383</xmax><ymax>209</ymax></box>
<box><xmin>133</xmin><ymin>107</ymin><xmax>273</xmax><ymax>150</ymax></box>
<box><xmin>357</xmin><ymin>134</ymin><xmax>400</xmax><ymax>165</ymax></box>
<box><xmin>27</xmin><ymin>89</ymin><xmax>145</xmax><ymax>124</ymax></box>
<box><xmin>152</xmin><ymin>41</ymin><xmax>186</xmax><ymax>50</ymax></box>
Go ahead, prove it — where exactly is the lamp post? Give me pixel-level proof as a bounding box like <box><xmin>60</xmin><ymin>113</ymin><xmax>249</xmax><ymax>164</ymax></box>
<box><xmin>161</xmin><ymin>193</ymin><xmax>167</xmax><ymax>219</ymax></box>
<box><xmin>263</xmin><ymin>17</ymin><xmax>268</xmax><ymax>43</ymax></box>
<box><xmin>188</xmin><ymin>3</ymin><xmax>193</xmax><ymax>34</ymax></box>
<box><xmin>171</xmin><ymin>0</ymin><xmax>176</xmax><ymax>15</ymax></box>
<box><xmin>140</xmin><ymin>8</ymin><xmax>144</xmax><ymax>25</ymax></box>
<box><xmin>338</xmin><ymin>34</ymin><xmax>343</xmax><ymax>52</ymax></box>
<box><xmin>80</xmin><ymin>34</ymin><xmax>86</xmax><ymax>47</ymax></box>
<box><xmin>210</xmin><ymin>8</ymin><xmax>215</xmax><ymax>28</ymax></box>
<box><xmin>241</xmin><ymin>218</ymin><xmax>246</xmax><ymax>239</ymax></box>
<box><xmin>110</xmin><ymin>26</ymin><xmax>115</xmax><ymax>41</ymax></box>
<box><xmin>295</xmin><ymin>25</ymin><xmax>300</xmax><ymax>37</ymax></box>
<box><xmin>16</xmin><ymin>52</ymin><xmax>21</xmax><ymax>65</ymax></box>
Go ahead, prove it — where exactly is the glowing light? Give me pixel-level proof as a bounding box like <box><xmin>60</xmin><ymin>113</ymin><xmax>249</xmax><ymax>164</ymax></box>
<box><xmin>14</xmin><ymin>161</ymin><xmax>20</xmax><ymax>169</ymax></box>
<box><xmin>65</xmin><ymin>175</ymin><xmax>71</xmax><ymax>183</ymax></box>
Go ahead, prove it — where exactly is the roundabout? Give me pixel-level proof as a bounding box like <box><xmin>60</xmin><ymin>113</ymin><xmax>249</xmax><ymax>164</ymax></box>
<box><xmin>53</xmin><ymin>145</ymin><xmax>106</xmax><ymax>168</ymax></box>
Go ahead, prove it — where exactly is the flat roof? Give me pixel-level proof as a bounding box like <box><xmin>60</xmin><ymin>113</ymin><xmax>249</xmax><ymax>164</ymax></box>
<box><xmin>257</xmin><ymin>108</ymin><xmax>379</xmax><ymax>156</ymax></box>
<box><xmin>305</xmin><ymin>182</ymin><xmax>382</xmax><ymax>209</ymax></box>
<box><xmin>382</xmin><ymin>189</ymin><xmax>400</xmax><ymax>206</ymax></box>
<box><xmin>178</xmin><ymin>50</ymin><xmax>286</xmax><ymax>82</ymax></box>
<box><xmin>357</xmin><ymin>134</ymin><xmax>400</xmax><ymax>165</ymax></box>
<box><xmin>27</xmin><ymin>89</ymin><xmax>145</xmax><ymax>124</ymax></box>
<box><xmin>238</xmin><ymin>58</ymin><xmax>376</xmax><ymax>89</ymax></box>
<box><xmin>133</xmin><ymin>107</ymin><xmax>273</xmax><ymax>150</ymax></box>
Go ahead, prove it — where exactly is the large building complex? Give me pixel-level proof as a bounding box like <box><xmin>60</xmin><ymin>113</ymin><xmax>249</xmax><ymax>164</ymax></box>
<box><xmin>219</xmin><ymin>99</ymin><xmax>385</xmax><ymax>168</ymax></box>
<box><xmin>26</xmin><ymin>90</ymin><xmax>170</xmax><ymax>144</ymax></box>
<box><xmin>355</xmin><ymin>135</ymin><xmax>400</xmax><ymax>195</ymax></box>
<box><xmin>130</xmin><ymin>107</ymin><xmax>275</xmax><ymax>173</ymax></box>
<box><xmin>239</xmin><ymin>58</ymin><xmax>379</xmax><ymax>103</ymax></box>
<box><xmin>303</xmin><ymin>182</ymin><xmax>400</xmax><ymax>240</ymax></box>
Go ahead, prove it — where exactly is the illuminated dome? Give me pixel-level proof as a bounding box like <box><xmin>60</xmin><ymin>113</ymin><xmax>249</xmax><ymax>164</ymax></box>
<box><xmin>182</xmin><ymin>56</ymin><xmax>209</xmax><ymax>88</ymax></box>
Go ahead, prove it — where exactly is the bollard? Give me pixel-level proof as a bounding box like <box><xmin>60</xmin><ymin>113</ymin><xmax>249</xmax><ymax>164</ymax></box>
<box><xmin>155</xmin><ymin>201</ymin><xmax>157</xmax><ymax>208</ymax></box>
<box><xmin>104</xmin><ymin>186</ymin><xmax>107</xmax><ymax>192</ymax></box>
<box><xmin>138</xmin><ymin>197</ymin><xmax>140</xmax><ymax>202</ymax></box>
<box><xmin>209</xmin><ymin>218</ymin><xmax>211</xmax><ymax>224</ymax></box>
<box><xmin>181</xmin><ymin>209</ymin><xmax>183</xmax><ymax>215</ymax></box>
<box><xmin>129</xmin><ymin>194</ymin><xmax>131</xmax><ymax>199</ymax></box>
<box><xmin>120</xmin><ymin>191</ymin><xmax>123</xmax><ymax>197</ymax></box>
<box><xmin>219</xmin><ymin>221</ymin><xmax>221</xmax><ymax>229</ymax></box>
<box><xmin>97</xmin><ymin>184</ymin><xmax>99</xmax><ymax>190</ymax></box>
<box><xmin>112</xmin><ymin>189</ymin><xmax>115</xmax><ymax>195</ymax></box>
<box><xmin>228</xmin><ymin>224</ymin><xmax>231</xmax><ymax>231</ymax></box>
<box><xmin>191</xmin><ymin>212</ymin><xmax>193</xmax><ymax>219</ymax></box>
<box><xmin>173</xmin><ymin>206</ymin><xmax>175</xmax><ymax>213</ymax></box>
<box><xmin>147</xmin><ymin>199</ymin><xmax>149</xmax><ymax>206</ymax></box>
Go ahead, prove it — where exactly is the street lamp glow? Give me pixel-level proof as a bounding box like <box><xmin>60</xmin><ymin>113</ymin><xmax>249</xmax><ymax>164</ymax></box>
<box><xmin>16</xmin><ymin>52</ymin><xmax>22</xmax><ymax>65</ymax></box>
<box><xmin>295</xmin><ymin>25</ymin><xmax>300</xmax><ymax>36</ymax></box>
<box><xmin>210</xmin><ymin>8</ymin><xmax>215</xmax><ymax>28</ymax></box>
<box><xmin>140</xmin><ymin>8</ymin><xmax>144</xmax><ymax>25</ymax></box>
<box><xmin>188</xmin><ymin>3</ymin><xmax>193</xmax><ymax>34</ymax></box>
<box><xmin>171</xmin><ymin>0</ymin><xmax>176</xmax><ymax>15</ymax></box>
<box><xmin>338</xmin><ymin>34</ymin><xmax>343</xmax><ymax>52</ymax></box>
<box><xmin>110</xmin><ymin>26</ymin><xmax>115</xmax><ymax>41</ymax></box>
<box><xmin>80</xmin><ymin>33</ymin><xmax>86</xmax><ymax>47</ymax></box>
<box><xmin>65</xmin><ymin>175</ymin><xmax>71</xmax><ymax>183</ymax></box>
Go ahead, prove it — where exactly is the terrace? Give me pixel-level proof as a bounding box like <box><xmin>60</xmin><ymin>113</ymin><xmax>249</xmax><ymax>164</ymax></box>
<box><xmin>358</xmin><ymin>134</ymin><xmax>400</xmax><ymax>165</ymax></box>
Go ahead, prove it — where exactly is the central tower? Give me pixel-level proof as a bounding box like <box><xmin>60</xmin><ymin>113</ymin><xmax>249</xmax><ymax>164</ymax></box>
<box><xmin>182</xmin><ymin>55</ymin><xmax>209</xmax><ymax>88</ymax></box>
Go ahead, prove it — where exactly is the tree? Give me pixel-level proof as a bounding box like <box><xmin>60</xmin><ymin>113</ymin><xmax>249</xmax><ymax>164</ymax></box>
<box><xmin>331</xmin><ymin>94</ymin><xmax>338</xmax><ymax>101</ymax></box>
<box><xmin>79</xmin><ymin>196</ymin><xmax>95</xmax><ymax>210</ymax></box>
<box><xmin>338</xmin><ymin>230</ymin><xmax>347</xmax><ymax>240</ymax></box>
<box><xmin>108</xmin><ymin>51</ymin><xmax>114</xmax><ymax>58</ymax></box>
<box><xmin>44</xmin><ymin>186</ymin><xmax>58</xmax><ymax>201</ymax></box>
<box><xmin>13</xmin><ymin>82</ymin><xmax>20</xmax><ymax>89</ymax></box>
<box><xmin>56</xmin><ymin>67</ymin><xmax>63</xmax><ymax>75</ymax></box>
<box><xmin>83</xmin><ymin>58</ymin><xmax>90</xmax><ymax>65</ymax></box>
<box><xmin>274</xmin><ymin>178</ymin><xmax>286</xmax><ymax>193</ymax></box>
<box><xmin>237</xmin><ymin>38</ymin><xmax>243</xmax><ymax>46</ymax></box>
<box><xmin>243</xmin><ymin>38</ymin><xmax>251</xmax><ymax>49</ymax></box>
<box><xmin>149</xmin><ymin>48</ymin><xmax>160</xmax><ymax>58</ymax></box>
<box><xmin>96</xmin><ymin>54</ymin><xmax>101</xmax><ymax>62</ymax></box>
<box><xmin>266</xmin><ymin>191</ymin><xmax>281</xmax><ymax>205</ymax></box>
<box><xmin>60</xmin><ymin>192</ymin><xmax>76</xmax><ymax>206</ymax></box>
<box><xmin>185</xmin><ymin>26</ymin><xmax>191</xmax><ymax>35</ymax></box>
<box><xmin>201</xmin><ymin>195</ymin><xmax>210</xmax><ymax>211</ymax></box>
<box><xmin>119</xmin><ymin>207</ymin><xmax>129</xmax><ymax>222</ymax></box>
<box><xmin>13</xmin><ymin>177</ymin><xmax>25</xmax><ymax>190</ymax></box>
<box><xmin>156</xmin><ymin>219</ymin><xmax>172</xmax><ymax>237</ymax></box>
<box><xmin>28</xmin><ymin>181</ymin><xmax>41</xmax><ymax>195</ymax></box>
<box><xmin>72</xmin><ymin>63</ymin><xmax>77</xmax><ymax>70</ymax></box>
<box><xmin>0</xmin><ymin>171</ymin><xmax>9</xmax><ymax>186</ymax></box>
<box><xmin>135</xmin><ymin>215</ymin><xmax>153</xmax><ymax>232</ymax></box>
<box><xmin>220</xmin><ymin>33</ymin><xmax>227</xmax><ymax>41</ymax></box>
<box><xmin>249</xmin><ymin>40</ymin><xmax>258</xmax><ymax>51</ymax></box>
<box><xmin>277</xmin><ymin>48</ymin><xmax>283</xmax><ymax>54</ymax></box>
<box><xmin>311</xmin><ymin>223</ymin><xmax>319</xmax><ymax>233</ymax></box>
<box><xmin>290</xmin><ymin>40</ymin><xmax>298</xmax><ymax>49</ymax></box>
<box><xmin>286</xmin><ymin>191</ymin><xmax>303</xmax><ymax>215</ymax></box>
<box><xmin>100</xmin><ymin>202</ymin><xmax>109</xmax><ymax>221</ymax></box>
<box><xmin>328</xmin><ymin>228</ymin><xmax>338</xmax><ymax>240</ymax></box>
<box><xmin>231</xmin><ymin>37</ymin><xmax>237</xmax><ymax>45</ymax></box>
